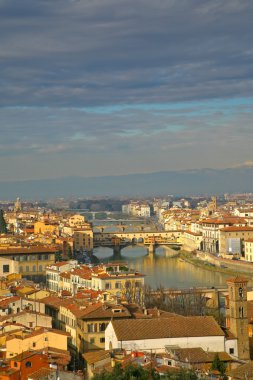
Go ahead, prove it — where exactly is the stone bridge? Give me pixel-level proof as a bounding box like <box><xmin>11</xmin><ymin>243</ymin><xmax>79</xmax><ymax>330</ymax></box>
<box><xmin>93</xmin><ymin>230</ymin><xmax>183</xmax><ymax>254</ymax></box>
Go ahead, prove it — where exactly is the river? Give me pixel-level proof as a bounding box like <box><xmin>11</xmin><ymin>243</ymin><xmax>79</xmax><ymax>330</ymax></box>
<box><xmin>92</xmin><ymin>245</ymin><xmax>231</xmax><ymax>289</ymax></box>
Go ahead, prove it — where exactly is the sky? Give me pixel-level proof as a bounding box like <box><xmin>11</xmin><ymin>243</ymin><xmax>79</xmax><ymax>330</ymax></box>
<box><xmin>1</xmin><ymin>0</ymin><xmax>253</xmax><ymax>181</ymax></box>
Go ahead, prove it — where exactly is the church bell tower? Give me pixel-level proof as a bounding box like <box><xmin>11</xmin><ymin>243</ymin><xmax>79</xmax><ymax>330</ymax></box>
<box><xmin>227</xmin><ymin>277</ymin><xmax>250</xmax><ymax>360</ymax></box>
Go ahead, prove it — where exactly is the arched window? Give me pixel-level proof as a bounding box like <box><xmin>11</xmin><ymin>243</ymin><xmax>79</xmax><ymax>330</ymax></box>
<box><xmin>100</xmin><ymin>323</ymin><xmax>106</xmax><ymax>332</ymax></box>
<box><xmin>32</xmin><ymin>265</ymin><xmax>36</xmax><ymax>272</ymax></box>
<box><xmin>39</xmin><ymin>265</ymin><xmax>43</xmax><ymax>272</ymax></box>
<box><xmin>25</xmin><ymin>361</ymin><xmax>32</xmax><ymax>368</ymax></box>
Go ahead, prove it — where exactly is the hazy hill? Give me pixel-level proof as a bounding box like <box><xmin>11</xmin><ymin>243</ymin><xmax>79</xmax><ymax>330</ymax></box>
<box><xmin>0</xmin><ymin>166</ymin><xmax>253</xmax><ymax>200</ymax></box>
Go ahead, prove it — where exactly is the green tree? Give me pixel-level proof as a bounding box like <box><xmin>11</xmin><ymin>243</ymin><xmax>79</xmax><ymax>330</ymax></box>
<box><xmin>163</xmin><ymin>369</ymin><xmax>197</xmax><ymax>380</ymax></box>
<box><xmin>67</xmin><ymin>246</ymin><xmax>73</xmax><ymax>259</ymax></box>
<box><xmin>92</xmin><ymin>363</ymin><xmax>198</xmax><ymax>380</ymax></box>
<box><xmin>0</xmin><ymin>210</ymin><xmax>7</xmax><ymax>234</ymax></box>
<box><xmin>211</xmin><ymin>353</ymin><xmax>226</xmax><ymax>377</ymax></box>
<box><xmin>92</xmin><ymin>363</ymin><xmax>160</xmax><ymax>380</ymax></box>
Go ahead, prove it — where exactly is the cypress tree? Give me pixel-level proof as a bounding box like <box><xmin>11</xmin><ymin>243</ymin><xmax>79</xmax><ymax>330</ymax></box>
<box><xmin>0</xmin><ymin>210</ymin><xmax>7</xmax><ymax>234</ymax></box>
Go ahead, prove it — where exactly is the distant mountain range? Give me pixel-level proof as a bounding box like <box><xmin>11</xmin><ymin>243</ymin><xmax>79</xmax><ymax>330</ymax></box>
<box><xmin>1</xmin><ymin>166</ymin><xmax>253</xmax><ymax>200</ymax></box>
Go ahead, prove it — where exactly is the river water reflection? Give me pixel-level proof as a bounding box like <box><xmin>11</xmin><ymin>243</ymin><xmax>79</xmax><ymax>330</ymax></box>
<box><xmin>93</xmin><ymin>246</ymin><xmax>231</xmax><ymax>289</ymax></box>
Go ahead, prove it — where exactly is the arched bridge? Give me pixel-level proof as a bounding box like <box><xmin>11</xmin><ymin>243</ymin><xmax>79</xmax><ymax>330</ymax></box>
<box><xmin>93</xmin><ymin>230</ymin><xmax>183</xmax><ymax>254</ymax></box>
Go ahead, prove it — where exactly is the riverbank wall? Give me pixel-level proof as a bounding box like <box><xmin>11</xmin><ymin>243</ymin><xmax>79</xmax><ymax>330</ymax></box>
<box><xmin>196</xmin><ymin>250</ymin><xmax>253</xmax><ymax>274</ymax></box>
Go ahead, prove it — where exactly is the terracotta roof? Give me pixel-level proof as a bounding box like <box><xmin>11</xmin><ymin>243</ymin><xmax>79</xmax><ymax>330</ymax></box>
<box><xmin>61</xmin><ymin>290</ymin><xmax>72</xmax><ymax>297</ymax></box>
<box><xmin>111</xmin><ymin>316</ymin><xmax>224</xmax><ymax>341</ymax></box>
<box><xmin>220</xmin><ymin>226</ymin><xmax>253</xmax><ymax>232</ymax></box>
<box><xmin>0</xmin><ymin>309</ymin><xmax>50</xmax><ymax>323</ymax></box>
<box><xmin>28</xmin><ymin>368</ymin><xmax>54</xmax><ymax>380</ymax></box>
<box><xmin>0</xmin><ymin>246</ymin><xmax>57</xmax><ymax>254</ymax></box>
<box><xmin>83</xmin><ymin>350</ymin><xmax>111</xmax><ymax>364</ymax></box>
<box><xmin>201</xmin><ymin>218</ymin><xmax>246</xmax><ymax>225</ymax></box>
<box><xmin>40</xmin><ymin>296</ymin><xmax>74</xmax><ymax>309</ymax></box>
<box><xmin>7</xmin><ymin>327</ymin><xmax>70</xmax><ymax>341</ymax></box>
<box><xmin>184</xmin><ymin>231</ymin><xmax>202</xmax><ymax>236</ymax></box>
<box><xmin>63</xmin><ymin>303</ymin><xmax>91</xmax><ymax>318</ymax></box>
<box><xmin>172</xmin><ymin>348</ymin><xmax>232</xmax><ymax>363</ymax></box>
<box><xmin>124</xmin><ymin>304</ymin><xmax>178</xmax><ymax>319</ymax></box>
<box><xmin>11</xmin><ymin>350</ymin><xmax>47</xmax><ymax>362</ymax></box>
<box><xmin>0</xmin><ymin>296</ymin><xmax>20</xmax><ymax>308</ymax></box>
<box><xmin>52</xmin><ymin>261</ymin><xmax>70</xmax><ymax>267</ymax></box>
<box><xmin>81</xmin><ymin>304</ymin><xmax>131</xmax><ymax>320</ymax></box>
<box><xmin>226</xmin><ymin>276</ymin><xmax>249</xmax><ymax>284</ymax></box>
<box><xmin>222</xmin><ymin>328</ymin><xmax>236</xmax><ymax>340</ymax></box>
<box><xmin>228</xmin><ymin>361</ymin><xmax>253</xmax><ymax>380</ymax></box>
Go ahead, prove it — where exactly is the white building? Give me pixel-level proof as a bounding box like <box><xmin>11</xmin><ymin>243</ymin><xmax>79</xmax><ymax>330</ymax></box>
<box><xmin>105</xmin><ymin>316</ymin><xmax>228</xmax><ymax>354</ymax></box>
<box><xmin>0</xmin><ymin>257</ymin><xmax>19</xmax><ymax>276</ymax></box>
<box><xmin>46</xmin><ymin>260</ymin><xmax>78</xmax><ymax>292</ymax></box>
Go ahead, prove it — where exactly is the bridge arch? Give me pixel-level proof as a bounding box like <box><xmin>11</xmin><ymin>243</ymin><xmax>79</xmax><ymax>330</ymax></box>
<box><xmin>132</xmin><ymin>238</ymin><xmax>137</xmax><ymax>244</ymax></box>
<box><xmin>138</xmin><ymin>237</ymin><xmax>144</xmax><ymax>243</ymax></box>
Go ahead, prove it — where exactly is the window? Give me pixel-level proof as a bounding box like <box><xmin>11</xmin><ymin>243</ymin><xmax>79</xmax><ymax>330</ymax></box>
<box><xmin>32</xmin><ymin>342</ymin><xmax>36</xmax><ymax>347</ymax></box>
<box><xmin>32</xmin><ymin>265</ymin><xmax>36</xmax><ymax>272</ymax></box>
<box><xmin>90</xmin><ymin>338</ymin><xmax>95</xmax><ymax>344</ymax></box>
<box><xmin>115</xmin><ymin>282</ymin><xmax>121</xmax><ymax>289</ymax></box>
<box><xmin>105</xmin><ymin>283</ymin><xmax>111</xmax><ymax>290</ymax></box>
<box><xmin>100</xmin><ymin>337</ymin><xmax>105</xmax><ymax>343</ymax></box>
<box><xmin>26</xmin><ymin>266</ymin><xmax>29</xmax><ymax>272</ymax></box>
<box><xmin>3</xmin><ymin>265</ymin><xmax>10</xmax><ymax>273</ymax></box>
<box><xmin>99</xmin><ymin>323</ymin><xmax>106</xmax><ymax>332</ymax></box>
<box><xmin>229</xmin><ymin>348</ymin><xmax>234</xmax><ymax>354</ymax></box>
<box><xmin>14</xmin><ymin>362</ymin><xmax>18</xmax><ymax>368</ymax></box>
<box><xmin>25</xmin><ymin>361</ymin><xmax>32</xmax><ymax>368</ymax></box>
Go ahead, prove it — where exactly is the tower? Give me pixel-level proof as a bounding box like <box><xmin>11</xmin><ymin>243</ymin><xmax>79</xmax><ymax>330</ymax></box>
<box><xmin>14</xmin><ymin>197</ymin><xmax>22</xmax><ymax>212</ymax></box>
<box><xmin>208</xmin><ymin>196</ymin><xmax>217</xmax><ymax>215</ymax></box>
<box><xmin>211</xmin><ymin>196</ymin><xmax>217</xmax><ymax>211</ymax></box>
<box><xmin>227</xmin><ymin>277</ymin><xmax>250</xmax><ymax>360</ymax></box>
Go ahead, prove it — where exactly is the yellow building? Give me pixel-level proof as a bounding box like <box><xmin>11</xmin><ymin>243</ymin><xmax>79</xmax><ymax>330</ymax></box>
<box><xmin>91</xmin><ymin>262</ymin><xmax>145</xmax><ymax>299</ymax></box>
<box><xmin>0</xmin><ymin>310</ymin><xmax>52</xmax><ymax>329</ymax></box>
<box><xmin>0</xmin><ymin>257</ymin><xmax>19</xmax><ymax>276</ymax></box>
<box><xmin>74</xmin><ymin>229</ymin><xmax>93</xmax><ymax>252</ymax></box>
<box><xmin>47</xmin><ymin>262</ymin><xmax>145</xmax><ymax>301</ymax></box>
<box><xmin>200</xmin><ymin>217</ymin><xmax>247</xmax><ymax>254</ymax></box>
<box><xmin>5</xmin><ymin>327</ymin><xmax>70</xmax><ymax>359</ymax></box>
<box><xmin>0</xmin><ymin>246</ymin><xmax>57</xmax><ymax>279</ymax></box>
<box><xmin>76</xmin><ymin>303</ymin><xmax>131</xmax><ymax>353</ymax></box>
<box><xmin>27</xmin><ymin>289</ymin><xmax>51</xmax><ymax>300</ymax></box>
<box><xmin>182</xmin><ymin>231</ymin><xmax>203</xmax><ymax>251</ymax></box>
<box><xmin>68</xmin><ymin>214</ymin><xmax>86</xmax><ymax>227</ymax></box>
<box><xmin>219</xmin><ymin>226</ymin><xmax>253</xmax><ymax>258</ymax></box>
<box><xmin>34</xmin><ymin>221</ymin><xmax>58</xmax><ymax>235</ymax></box>
<box><xmin>244</xmin><ymin>239</ymin><xmax>253</xmax><ymax>262</ymax></box>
